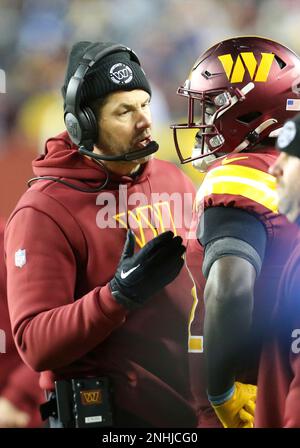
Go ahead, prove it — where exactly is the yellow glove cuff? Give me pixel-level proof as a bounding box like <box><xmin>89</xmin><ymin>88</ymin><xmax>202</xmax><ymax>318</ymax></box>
<box><xmin>210</xmin><ymin>382</ymin><xmax>257</xmax><ymax>428</ymax></box>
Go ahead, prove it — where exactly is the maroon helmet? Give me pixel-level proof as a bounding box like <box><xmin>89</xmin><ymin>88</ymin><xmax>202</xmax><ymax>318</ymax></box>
<box><xmin>171</xmin><ymin>36</ymin><xmax>300</xmax><ymax>171</ymax></box>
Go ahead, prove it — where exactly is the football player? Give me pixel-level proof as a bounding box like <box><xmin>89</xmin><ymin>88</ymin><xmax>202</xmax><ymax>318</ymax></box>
<box><xmin>171</xmin><ymin>36</ymin><xmax>300</xmax><ymax>428</ymax></box>
<box><xmin>255</xmin><ymin>114</ymin><xmax>300</xmax><ymax>427</ymax></box>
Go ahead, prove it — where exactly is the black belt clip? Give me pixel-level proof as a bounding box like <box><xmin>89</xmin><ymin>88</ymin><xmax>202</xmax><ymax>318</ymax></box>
<box><xmin>41</xmin><ymin>377</ymin><xmax>114</xmax><ymax>428</ymax></box>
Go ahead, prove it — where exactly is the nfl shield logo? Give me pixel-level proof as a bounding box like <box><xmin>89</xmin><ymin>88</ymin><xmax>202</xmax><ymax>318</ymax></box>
<box><xmin>15</xmin><ymin>249</ymin><xmax>26</xmax><ymax>268</ymax></box>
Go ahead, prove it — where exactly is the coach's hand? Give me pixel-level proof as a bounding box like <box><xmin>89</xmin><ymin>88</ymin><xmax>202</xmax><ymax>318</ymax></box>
<box><xmin>110</xmin><ymin>230</ymin><xmax>185</xmax><ymax>309</ymax></box>
<box><xmin>209</xmin><ymin>382</ymin><xmax>257</xmax><ymax>428</ymax></box>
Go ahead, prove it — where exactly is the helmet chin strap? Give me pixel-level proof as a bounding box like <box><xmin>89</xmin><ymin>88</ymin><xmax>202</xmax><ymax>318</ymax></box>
<box><xmin>230</xmin><ymin>118</ymin><xmax>278</xmax><ymax>154</ymax></box>
<box><xmin>192</xmin><ymin>118</ymin><xmax>278</xmax><ymax>172</ymax></box>
<box><xmin>211</xmin><ymin>82</ymin><xmax>255</xmax><ymax>122</ymax></box>
<box><xmin>192</xmin><ymin>151</ymin><xmax>217</xmax><ymax>172</ymax></box>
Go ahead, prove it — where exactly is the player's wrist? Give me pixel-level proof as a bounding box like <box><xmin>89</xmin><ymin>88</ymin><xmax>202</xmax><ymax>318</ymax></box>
<box><xmin>208</xmin><ymin>384</ymin><xmax>235</xmax><ymax>406</ymax></box>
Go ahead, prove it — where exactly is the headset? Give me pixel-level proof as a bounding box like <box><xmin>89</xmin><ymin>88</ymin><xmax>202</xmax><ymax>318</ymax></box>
<box><xmin>64</xmin><ymin>42</ymin><xmax>159</xmax><ymax>162</ymax></box>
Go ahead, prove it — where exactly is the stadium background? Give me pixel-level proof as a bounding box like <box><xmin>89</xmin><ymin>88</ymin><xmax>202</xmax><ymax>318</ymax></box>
<box><xmin>0</xmin><ymin>0</ymin><xmax>299</xmax><ymax>218</ymax></box>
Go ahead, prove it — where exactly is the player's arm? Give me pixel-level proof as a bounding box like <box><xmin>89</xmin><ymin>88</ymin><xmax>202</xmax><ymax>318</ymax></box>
<box><xmin>204</xmin><ymin>255</ymin><xmax>256</xmax><ymax>394</ymax></box>
<box><xmin>199</xmin><ymin>206</ymin><xmax>267</xmax><ymax>427</ymax></box>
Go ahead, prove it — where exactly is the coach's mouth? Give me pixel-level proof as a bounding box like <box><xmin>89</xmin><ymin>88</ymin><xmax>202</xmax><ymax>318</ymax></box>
<box><xmin>134</xmin><ymin>135</ymin><xmax>152</xmax><ymax>149</ymax></box>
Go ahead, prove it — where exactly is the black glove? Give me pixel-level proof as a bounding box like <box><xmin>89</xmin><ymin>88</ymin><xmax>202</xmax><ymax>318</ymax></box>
<box><xmin>110</xmin><ymin>230</ymin><xmax>185</xmax><ymax>310</ymax></box>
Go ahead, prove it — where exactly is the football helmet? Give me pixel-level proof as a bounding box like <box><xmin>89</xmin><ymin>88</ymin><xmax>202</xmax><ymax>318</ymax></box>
<box><xmin>171</xmin><ymin>36</ymin><xmax>300</xmax><ymax>171</ymax></box>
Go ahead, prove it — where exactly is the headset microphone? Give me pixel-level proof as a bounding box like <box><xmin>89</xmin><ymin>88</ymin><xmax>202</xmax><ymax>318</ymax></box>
<box><xmin>78</xmin><ymin>140</ymin><xmax>159</xmax><ymax>161</ymax></box>
<box><xmin>28</xmin><ymin>140</ymin><xmax>158</xmax><ymax>193</ymax></box>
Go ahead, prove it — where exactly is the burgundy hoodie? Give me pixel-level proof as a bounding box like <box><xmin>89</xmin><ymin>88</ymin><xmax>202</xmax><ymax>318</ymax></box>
<box><xmin>0</xmin><ymin>219</ymin><xmax>43</xmax><ymax>427</ymax></box>
<box><xmin>4</xmin><ymin>132</ymin><xmax>203</xmax><ymax>427</ymax></box>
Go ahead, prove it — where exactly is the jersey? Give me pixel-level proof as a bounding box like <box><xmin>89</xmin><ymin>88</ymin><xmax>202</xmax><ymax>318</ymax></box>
<box><xmin>185</xmin><ymin>148</ymin><xmax>299</xmax><ymax>426</ymax></box>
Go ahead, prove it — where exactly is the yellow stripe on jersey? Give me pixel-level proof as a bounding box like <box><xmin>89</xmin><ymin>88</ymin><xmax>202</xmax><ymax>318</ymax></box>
<box><xmin>188</xmin><ymin>285</ymin><xmax>203</xmax><ymax>353</ymax></box>
<box><xmin>185</xmin><ymin>262</ymin><xmax>204</xmax><ymax>353</ymax></box>
<box><xmin>196</xmin><ymin>164</ymin><xmax>278</xmax><ymax>213</ymax></box>
<box><xmin>189</xmin><ymin>335</ymin><xmax>203</xmax><ymax>353</ymax></box>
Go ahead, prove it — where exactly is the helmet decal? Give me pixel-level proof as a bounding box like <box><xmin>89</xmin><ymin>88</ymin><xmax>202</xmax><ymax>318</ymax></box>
<box><xmin>218</xmin><ymin>52</ymin><xmax>275</xmax><ymax>83</ymax></box>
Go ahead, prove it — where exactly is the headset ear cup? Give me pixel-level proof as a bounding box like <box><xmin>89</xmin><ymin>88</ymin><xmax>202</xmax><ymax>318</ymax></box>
<box><xmin>65</xmin><ymin>112</ymin><xmax>82</xmax><ymax>146</ymax></box>
<box><xmin>76</xmin><ymin>106</ymin><xmax>98</xmax><ymax>150</ymax></box>
<box><xmin>84</xmin><ymin>106</ymin><xmax>98</xmax><ymax>143</ymax></box>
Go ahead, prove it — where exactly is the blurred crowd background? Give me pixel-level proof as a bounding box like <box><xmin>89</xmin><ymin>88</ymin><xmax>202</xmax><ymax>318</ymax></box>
<box><xmin>0</xmin><ymin>0</ymin><xmax>300</xmax><ymax>218</ymax></box>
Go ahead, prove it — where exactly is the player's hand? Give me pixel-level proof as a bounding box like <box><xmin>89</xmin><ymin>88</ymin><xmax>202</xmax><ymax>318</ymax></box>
<box><xmin>0</xmin><ymin>397</ymin><xmax>30</xmax><ymax>428</ymax></box>
<box><xmin>110</xmin><ymin>230</ymin><xmax>185</xmax><ymax>309</ymax></box>
<box><xmin>209</xmin><ymin>382</ymin><xmax>257</xmax><ymax>428</ymax></box>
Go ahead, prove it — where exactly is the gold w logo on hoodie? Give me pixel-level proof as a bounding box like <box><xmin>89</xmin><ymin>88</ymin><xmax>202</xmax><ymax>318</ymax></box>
<box><xmin>114</xmin><ymin>202</ymin><xmax>177</xmax><ymax>248</ymax></box>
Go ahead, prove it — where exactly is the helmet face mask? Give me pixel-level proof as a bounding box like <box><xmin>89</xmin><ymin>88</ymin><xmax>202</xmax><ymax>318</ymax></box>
<box><xmin>173</xmin><ymin>86</ymin><xmax>224</xmax><ymax>160</ymax></box>
<box><xmin>171</xmin><ymin>36</ymin><xmax>300</xmax><ymax>170</ymax></box>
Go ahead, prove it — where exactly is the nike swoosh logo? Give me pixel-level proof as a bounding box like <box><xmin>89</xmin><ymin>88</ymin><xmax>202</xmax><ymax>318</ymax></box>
<box><xmin>221</xmin><ymin>156</ymin><xmax>249</xmax><ymax>165</ymax></box>
<box><xmin>121</xmin><ymin>264</ymin><xmax>141</xmax><ymax>279</ymax></box>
